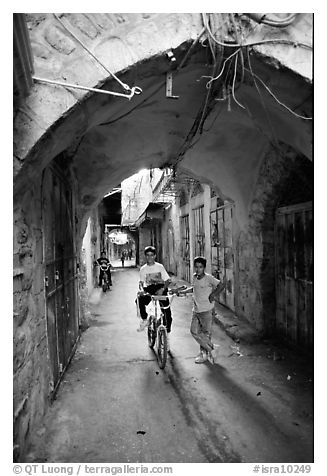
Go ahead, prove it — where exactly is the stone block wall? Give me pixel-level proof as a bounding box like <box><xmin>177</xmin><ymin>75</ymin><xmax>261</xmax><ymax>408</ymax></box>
<box><xmin>13</xmin><ymin>158</ymin><xmax>84</xmax><ymax>461</ymax></box>
<box><xmin>236</xmin><ymin>143</ymin><xmax>313</xmax><ymax>332</ymax></box>
<box><xmin>13</xmin><ymin>180</ymin><xmax>51</xmax><ymax>461</ymax></box>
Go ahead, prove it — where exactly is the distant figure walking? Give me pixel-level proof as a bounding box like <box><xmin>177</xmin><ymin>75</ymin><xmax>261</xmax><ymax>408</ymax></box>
<box><xmin>128</xmin><ymin>249</ymin><xmax>133</xmax><ymax>260</ymax></box>
<box><xmin>121</xmin><ymin>251</ymin><xmax>125</xmax><ymax>267</ymax></box>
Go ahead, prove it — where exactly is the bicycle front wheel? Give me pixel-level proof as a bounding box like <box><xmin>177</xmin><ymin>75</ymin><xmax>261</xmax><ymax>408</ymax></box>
<box><xmin>147</xmin><ymin>317</ymin><xmax>156</xmax><ymax>349</ymax></box>
<box><xmin>157</xmin><ymin>326</ymin><xmax>168</xmax><ymax>369</ymax></box>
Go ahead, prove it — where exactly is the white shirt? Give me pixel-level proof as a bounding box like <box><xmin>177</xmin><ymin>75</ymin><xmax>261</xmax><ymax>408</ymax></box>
<box><xmin>192</xmin><ymin>273</ymin><xmax>220</xmax><ymax>312</ymax></box>
<box><xmin>139</xmin><ymin>262</ymin><xmax>170</xmax><ymax>286</ymax></box>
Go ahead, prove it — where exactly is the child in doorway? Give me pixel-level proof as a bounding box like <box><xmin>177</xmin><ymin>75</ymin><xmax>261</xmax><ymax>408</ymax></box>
<box><xmin>178</xmin><ymin>256</ymin><xmax>226</xmax><ymax>364</ymax></box>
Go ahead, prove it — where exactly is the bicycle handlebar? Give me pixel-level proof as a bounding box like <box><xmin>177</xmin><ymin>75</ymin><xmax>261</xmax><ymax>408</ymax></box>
<box><xmin>150</xmin><ymin>295</ymin><xmax>172</xmax><ymax>301</ymax></box>
<box><xmin>100</xmin><ymin>264</ymin><xmax>111</xmax><ymax>271</ymax></box>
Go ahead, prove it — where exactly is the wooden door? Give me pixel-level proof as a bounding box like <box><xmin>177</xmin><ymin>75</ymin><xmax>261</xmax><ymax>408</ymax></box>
<box><xmin>210</xmin><ymin>203</ymin><xmax>235</xmax><ymax>310</ymax></box>
<box><xmin>275</xmin><ymin>202</ymin><xmax>313</xmax><ymax>347</ymax></box>
<box><xmin>42</xmin><ymin>163</ymin><xmax>79</xmax><ymax>394</ymax></box>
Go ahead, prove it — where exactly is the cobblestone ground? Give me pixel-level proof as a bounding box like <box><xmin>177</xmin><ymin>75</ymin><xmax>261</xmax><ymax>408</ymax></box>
<box><xmin>28</xmin><ymin>269</ymin><xmax>313</xmax><ymax>463</ymax></box>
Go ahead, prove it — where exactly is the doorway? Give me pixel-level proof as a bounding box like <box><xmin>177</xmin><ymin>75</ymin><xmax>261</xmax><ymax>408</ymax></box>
<box><xmin>275</xmin><ymin>201</ymin><xmax>313</xmax><ymax>346</ymax></box>
<box><xmin>192</xmin><ymin>206</ymin><xmax>205</xmax><ymax>258</ymax></box>
<box><xmin>106</xmin><ymin>227</ymin><xmax>136</xmax><ymax>268</ymax></box>
<box><xmin>42</xmin><ymin>161</ymin><xmax>79</xmax><ymax>394</ymax></box>
<box><xmin>210</xmin><ymin>203</ymin><xmax>235</xmax><ymax>311</ymax></box>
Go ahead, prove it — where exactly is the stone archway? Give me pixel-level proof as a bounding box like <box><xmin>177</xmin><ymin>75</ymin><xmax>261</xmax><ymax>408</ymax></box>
<box><xmin>236</xmin><ymin>145</ymin><xmax>313</xmax><ymax>333</ymax></box>
<box><xmin>14</xmin><ymin>13</ymin><xmax>312</xmax><ymax>234</ymax></box>
<box><xmin>13</xmin><ymin>13</ymin><xmax>312</xmax><ymax>461</ymax></box>
<box><xmin>106</xmin><ymin>227</ymin><xmax>138</xmax><ymax>266</ymax></box>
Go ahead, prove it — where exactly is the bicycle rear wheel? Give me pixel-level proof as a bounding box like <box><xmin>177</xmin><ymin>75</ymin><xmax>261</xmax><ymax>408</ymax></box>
<box><xmin>147</xmin><ymin>317</ymin><xmax>156</xmax><ymax>348</ymax></box>
<box><xmin>157</xmin><ymin>326</ymin><xmax>168</xmax><ymax>369</ymax></box>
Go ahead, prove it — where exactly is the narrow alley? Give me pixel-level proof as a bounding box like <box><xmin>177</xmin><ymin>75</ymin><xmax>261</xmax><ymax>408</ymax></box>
<box><xmin>29</xmin><ymin>268</ymin><xmax>313</xmax><ymax>464</ymax></box>
<box><xmin>13</xmin><ymin>12</ymin><xmax>313</xmax><ymax>465</ymax></box>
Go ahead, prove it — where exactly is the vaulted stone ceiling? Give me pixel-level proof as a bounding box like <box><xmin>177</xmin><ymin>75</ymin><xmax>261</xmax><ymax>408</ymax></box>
<box><xmin>70</xmin><ymin>52</ymin><xmax>311</xmax><ymax>231</ymax></box>
<box><xmin>14</xmin><ymin>13</ymin><xmax>312</xmax><ymax>233</ymax></box>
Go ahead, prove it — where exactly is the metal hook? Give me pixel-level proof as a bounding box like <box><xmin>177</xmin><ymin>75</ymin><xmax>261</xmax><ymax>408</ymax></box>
<box><xmin>132</xmin><ymin>86</ymin><xmax>143</xmax><ymax>95</ymax></box>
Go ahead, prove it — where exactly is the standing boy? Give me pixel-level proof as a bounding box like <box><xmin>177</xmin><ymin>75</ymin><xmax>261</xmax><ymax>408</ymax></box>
<box><xmin>136</xmin><ymin>246</ymin><xmax>172</xmax><ymax>347</ymax></box>
<box><xmin>121</xmin><ymin>250</ymin><xmax>125</xmax><ymax>267</ymax></box>
<box><xmin>179</xmin><ymin>256</ymin><xmax>225</xmax><ymax>364</ymax></box>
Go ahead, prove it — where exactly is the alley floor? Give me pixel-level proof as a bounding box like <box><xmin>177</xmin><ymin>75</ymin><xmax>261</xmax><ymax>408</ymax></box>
<box><xmin>110</xmin><ymin>258</ymin><xmax>136</xmax><ymax>268</ymax></box>
<box><xmin>29</xmin><ymin>269</ymin><xmax>313</xmax><ymax>463</ymax></box>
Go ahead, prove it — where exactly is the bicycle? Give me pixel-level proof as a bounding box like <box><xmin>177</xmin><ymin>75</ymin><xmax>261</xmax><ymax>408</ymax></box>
<box><xmin>99</xmin><ymin>263</ymin><xmax>111</xmax><ymax>292</ymax></box>
<box><xmin>143</xmin><ymin>286</ymin><xmax>187</xmax><ymax>369</ymax></box>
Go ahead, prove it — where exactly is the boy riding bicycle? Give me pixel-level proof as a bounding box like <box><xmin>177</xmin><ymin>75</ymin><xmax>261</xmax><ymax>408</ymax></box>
<box><xmin>136</xmin><ymin>246</ymin><xmax>172</xmax><ymax>348</ymax></box>
<box><xmin>95</xmin><ymin>251</ymin><xmax>112</xmax><ymax>287</ymax></box>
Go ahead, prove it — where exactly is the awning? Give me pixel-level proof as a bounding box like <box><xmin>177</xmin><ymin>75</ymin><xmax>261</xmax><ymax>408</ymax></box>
<box><xmin>133</xmin><ymin>202</ymin><xmax>166</xmax><ymax>228</ymax></box>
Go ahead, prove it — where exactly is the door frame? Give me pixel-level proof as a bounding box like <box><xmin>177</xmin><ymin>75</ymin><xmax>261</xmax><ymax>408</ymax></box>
<box><xmin>41</xmin><ymin>161</ymin><xmax>80</xmax><ymax>398</ymax></box>
<box><xmin>274</xmin><ymin>201</ymin><xmax>313</xmax><ymax>346</ymax></box>
<box><xmin>210</xmin><ymin>202</ymin><xmax>236</xmax><ymax>311</ymax></box>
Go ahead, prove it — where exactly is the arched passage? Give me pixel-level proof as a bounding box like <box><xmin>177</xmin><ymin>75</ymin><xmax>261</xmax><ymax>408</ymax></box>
<box><xmin>106</xmin><ymin>227</ymin><xmax>137</xmax><ymax>267</ymax></box>
<box><xmin>13</xmin><ymin>13</ymin><xmax>312</xmax><ymax>461</ymax></box>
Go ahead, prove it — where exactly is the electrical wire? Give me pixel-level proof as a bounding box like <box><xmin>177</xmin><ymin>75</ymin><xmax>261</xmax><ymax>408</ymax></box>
<box><xmin>202</xmin><ymin>48</ymin><xmax>240</xmax><ymax>88</ymax></box>
<box><xmin>229</xmin><ymin>13</ymin><xmax>245</xmax><ymax>84</ymax></box>
<box><xmin>177</xmin><ymin>27</ymin><xmax>206</xmax><ymax>71</ymax></box>
<box><xmin>197</xmin><ymin>16</ymin><xmax>226</xmax><ymax>133</ymax></box>
<box><xmin>231</xmin><ymin>54</ymin><xmax>246</xmax><ymax>110</ymax></box>
<box><xmin>99</xmin><ymin>80</ymin><xmax>166</xmax><ymax>126</ymax></box>
<box><xmin>246</xmin><ymin>49</ymin><xmax>279</xmax><ymax>146</ymax></box>
<box><xmin>244</xmin><ymin>13</ymin><xmax>297</xmax><ymax>28</ymax></box>
<box><xmin>207</xmin><ymin>18</ymin><xmax>217</xmax><ymax>64</ymax></box>
<box><xmin>244</xmin><ymin>64</ymin><xmax>312</xmax><ymax>120</ymax></box>
<box><xmin>198</xmin><ymin>65</ymin><xmax>215</xmax><ymax>133</ymax></box>
<box><xmin>201</xmin><ymin>13</ymin><xmax>312</xmax><ymax>50</ymax></box>
<box><xmin>202</xmin><ymin>100</ymin><xmax>224</xmax><ymax>132</ymax></box>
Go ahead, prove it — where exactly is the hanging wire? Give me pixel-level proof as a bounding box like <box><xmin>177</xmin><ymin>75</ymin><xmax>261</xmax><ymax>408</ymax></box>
<box><xmin>244</xmin><ymin>56</ymin><xmax>312</xmax><ymax>121</ymax></box>
<box><xmin>201</xmin><ymin>13</ymin><xmax>312</xmax><ymax>50</ymax></box>
<box><xmin>172</xmin><ymin>13</ymin><xmax>311</xmax><ymax>172</ymax></box>
<box><xmin>53</xmin><ymin>13</ymin><xmax>142</xmax><ymax>94</ymax></box>
<box><xmin>197</xmin><ymin>14</ymin><xmax>224</xmax><ymax>133</ymax></box>
<box><xmin>244</xmin><ymin>13</ymin><xmax>297</xmax><ymax>28</ymax></box>
<box><xmin>249</xmin><ymin>70</ymin><xmax>312</xmax><ymax>120</ymax></box>
<box><xmin>246</xmin><ymin>49</ymin><xmax>279</xmax><ymax>146</ymax></box>
<box><xmin>202</xmin><ymin>100</ymin><xmax>225</xmax><ymax>132</ymax></box>
<box><xmin>229</xmin><ymin>13</ymin><xmax>245</xmax><ymax>84</ymax></box>
<box><xmin>99</xmin><ymin>80</ymin><xmax>166</xmax><ymax>126</ymax></box>
<box><xmin>231</xmin><ymin>54</ymin><xmax>246</xmax><ymax>110</ymax></box>
<box><xmin>177</xmin><ymin>27</ymin><xmax>206</xmax><ymax>71</ymax></box>
<box><xmin>202</xmin><ymin>48</ymin><xmax>240</xmax><ymax>88</ymax></box>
